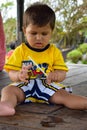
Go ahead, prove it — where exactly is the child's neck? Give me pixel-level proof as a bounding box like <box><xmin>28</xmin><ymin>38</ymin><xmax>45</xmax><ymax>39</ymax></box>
<box><xmin>25</xmin><ymin>42</ymin><xmax>50</xmax><ymax>52</ymax></box>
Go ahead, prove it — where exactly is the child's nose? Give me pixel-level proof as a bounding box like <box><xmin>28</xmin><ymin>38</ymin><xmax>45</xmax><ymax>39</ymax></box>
<box><xmin>36</xmin><ymin>34</ymin><xmax>42</xmax><ymax>40</ymax></box>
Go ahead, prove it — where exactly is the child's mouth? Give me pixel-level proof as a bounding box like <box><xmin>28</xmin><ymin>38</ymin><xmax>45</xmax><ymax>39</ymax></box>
<box><xmin>35</xmin><ymin>43</ymin><xmax>43</xmax><ymax>47</ymax></box>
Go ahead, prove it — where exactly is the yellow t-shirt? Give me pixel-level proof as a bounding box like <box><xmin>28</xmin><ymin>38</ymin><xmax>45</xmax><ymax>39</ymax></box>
<box><xmin>4</xmin><ymin>43</ymin><xmax>68</xmax><ymax>79</ymax></box>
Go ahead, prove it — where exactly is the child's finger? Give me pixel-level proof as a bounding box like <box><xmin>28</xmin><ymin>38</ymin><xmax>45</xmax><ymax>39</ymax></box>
<box><xmin>26</xmin><ymin>64</ymin><xmax>32</xmax><ymax>70</ymax></box>
<box><xmin>46</xmin><ymin>75</ymin><xmax>51</xmax><ymax>85</ymax></box>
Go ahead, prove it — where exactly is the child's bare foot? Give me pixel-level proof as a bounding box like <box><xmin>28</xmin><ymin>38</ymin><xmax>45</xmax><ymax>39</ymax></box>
<box><xmin>0</xmin><ymin>102</ymin><xmax>15</xmax><ymax>116</ymax></box>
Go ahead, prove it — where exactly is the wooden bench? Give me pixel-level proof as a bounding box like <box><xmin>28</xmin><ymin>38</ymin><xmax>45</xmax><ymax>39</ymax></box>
<box><xmin>0</xmin><ymin>64</ymin><xmax>87</xmax><ymax>130</ymax></box>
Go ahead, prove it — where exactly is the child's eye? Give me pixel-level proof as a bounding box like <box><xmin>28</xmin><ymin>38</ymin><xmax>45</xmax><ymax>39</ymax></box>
<box><xmin>31</xmin><ymin>32</ymin><xmax>37</xmax><ymax>35</ymax></box>
<box><xmin>42</xmin><ymin>32</ymin><xmax>48</xmax><ymax>36</ymax></box>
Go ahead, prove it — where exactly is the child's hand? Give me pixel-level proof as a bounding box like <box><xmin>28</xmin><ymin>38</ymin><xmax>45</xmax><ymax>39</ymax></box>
<box><xmin>46</xmin><ymin>70</ymin><xmax>66</xmax><ymax>84</ymax></box>
<box><xmin>18</xmin><ymin>64</ymin><xmax>32</xmax><ymax>82</ymax></box>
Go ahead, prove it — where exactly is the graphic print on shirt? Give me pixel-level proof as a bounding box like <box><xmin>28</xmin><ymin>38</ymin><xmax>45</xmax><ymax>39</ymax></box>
<box><xmin>22</xmin><ymin>60</ymin><xmax>48</xmax><ymax>79</ymax></box>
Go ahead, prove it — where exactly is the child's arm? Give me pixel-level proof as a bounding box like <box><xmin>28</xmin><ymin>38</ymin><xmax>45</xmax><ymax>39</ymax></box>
<box><xmin>46</xmin><ymin>70</ymin><xmax>66</xmax><ymax>84</ymax></box>
<box><xmin>8</xmin><ymin>64</ymin><xmax>32</xmax><ymax>82</ymax></box>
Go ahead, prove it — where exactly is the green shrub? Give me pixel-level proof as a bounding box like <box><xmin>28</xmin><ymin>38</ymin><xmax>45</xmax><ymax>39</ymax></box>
<box><xmin>66</xmin><ymin>49</ymin><xmax>82</xmax><ymax>63</ymax></box>
<box><xmin>78</xmin><ymin>43</ymin><xmax>87</xmax><ymax>54</ymax></box>
<box><xmin>82</xmin><ymin>60</ymin><xmax>87</xmax><ymax>64</ymax></box>
<box><xmin>6</xmin><ymin>47</ymin><xmax>11</xmax><ymax>52</ymax></box>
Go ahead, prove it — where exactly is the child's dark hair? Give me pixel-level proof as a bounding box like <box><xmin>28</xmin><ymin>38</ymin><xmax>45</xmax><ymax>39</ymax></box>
<box><xmin>9</xmin><ymin>42</ymin><xmax>16</xmax><ymax>50</ymax></box>
<box><xmin>23</xmin><ymin>2</ymin><xmax>55</xmax><ymax>30</ymax></box>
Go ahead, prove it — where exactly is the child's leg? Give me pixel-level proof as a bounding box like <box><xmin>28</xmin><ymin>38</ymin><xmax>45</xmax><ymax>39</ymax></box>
<box><xmin>49</xmin><ymin>89</ymin><xmax>87</xmax><ymax>110</ymax></box>
<box><xmin>0</xmin><ymin>85</ymin><xmax>25</xmax><ymax>116</ymax></box>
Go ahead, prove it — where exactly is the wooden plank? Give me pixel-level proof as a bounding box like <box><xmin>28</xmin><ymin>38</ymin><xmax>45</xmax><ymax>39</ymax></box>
<box><xmin>0</xmin><ymin>71</ymin><xmax>9</xmax><ymax>79</ymax></box>
<box><xmin>66</xmin><ymin>64</ymin><xmax>87</xmax><ymax>78</ymax></box>
<box><xmin>62</xmin><ymin>72</ymin><xmax>87</xmax><ymax>86</ymax></box>
<box><xmin>0</xmin><ymin>71</ymin><xmax>11</xmax><ymax>82</ymax></box>
<box><xmin>0</xmin><ymin>105</ymin><xmax>86</xmax><ymax>130</ymax></box>
<box><xmin>49</xmin><ymin>108</ymin><xmax>87</xmax><ymax>130</ymax></box>
<box><xmin>66</xmin><ymin>67</ymin><xmax>87</xmax><ymax>77</ymax></box>
<box><xmin>72</xmin><ymin>81</ymin><xmax>87</xmax><ymax>96</ymax></box>
<box><xmin>0</xmin><ymin>125</ymin><xmax>34</xmax><ymax>130</ymax></box>
<box><xmin>62</xmin><ymin>64</ymin><xmax>87</xmax><ymax>86</ymax></box>
<box><xmin>0</xmin><ymin>103</ymin><xmax>62</xmax><ymax>130</ymax></box>
<box><xmin>16</xmin><ymin>103</ymin><xmax>62</xmax><ymax>114</ymax></box>
<box><xmin>0</xmin><ymin>71</ymin><xmax>11</xmax><ymax>91</ymax></box>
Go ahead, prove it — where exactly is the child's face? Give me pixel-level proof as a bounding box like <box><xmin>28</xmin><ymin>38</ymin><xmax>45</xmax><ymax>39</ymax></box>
<box><xmin>23</xmin><ymin>23</ymin><xmax>52</xmax><ymax>49</ymax></box>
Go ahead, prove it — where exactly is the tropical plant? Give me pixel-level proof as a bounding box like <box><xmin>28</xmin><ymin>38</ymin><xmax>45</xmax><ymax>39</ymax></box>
<box><xmin>42</xmin><ymin>0</ymin><xmax>87</xmax><ymax>48</ymax></box>
<box><xmin>4</xmin><ymin>18</ymin><xmax>16</xmax><ymax>44</ymax></box>
<box><xmin>66</xmin><ymin>43</ymin><xmax>87</xmax><ymax>64</ymax></box>
<box><xmin>66</xmin><ymin>49</ymin><xmax>82</xmax><ymax>63</ymax></box>
<box><xmin>0</xmin><ymin>1</ymin><xmax>14</xmax><ymax>22</ymax></box>
<box><xmin>77</xmin><ymin>43</ymin><xmax>87</xmax><ymax>54</ymax></box>
<box><xmin>0</xmin><ymin>1</ymin><xmax>16</xmax><ymax>44</ymax></box>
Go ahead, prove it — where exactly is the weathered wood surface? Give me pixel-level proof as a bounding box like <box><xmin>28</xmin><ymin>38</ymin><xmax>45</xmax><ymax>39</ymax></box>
<box><xmin>63</xmin><ymin>64</ymin><xmax>87</xmax><ymax>86</ymax></box>
<box><xmin>0</xmin><ymin>64</ymin><xmax>87</xmax><ymax>130</ymax></box>
<box><xmin>0</xmin><ymin>70</ymin><xmax>11</xmax><ymax>91</ymax></box>
<box><xmin>62</xmin><ymin>64</ymin><xmax>87</xmax><ymax>96</ymax></box>
<box><xmin>0</xmin><ymin>104</ymin><xmax>87</xmax><ymax>130</ymax></box>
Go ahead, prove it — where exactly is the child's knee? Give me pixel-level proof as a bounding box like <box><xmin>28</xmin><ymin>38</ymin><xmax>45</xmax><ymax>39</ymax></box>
<box><xmin>1</xmin><ymin>85</ymin><xmax>11</xmax><ymax>94</ymax></box>
<box><xmin>1</xmin><ymin>85</ymin><xmax>15</xmax><ymax>94</ymax></box>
